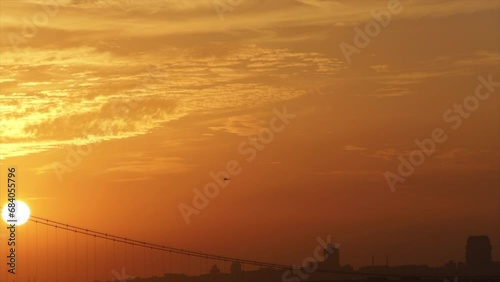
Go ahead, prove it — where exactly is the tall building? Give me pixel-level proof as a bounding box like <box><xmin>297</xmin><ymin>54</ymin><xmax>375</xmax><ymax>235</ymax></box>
<box><xmin>466</xmin><ymin>235</ymin><xmax>492</xmax><ymax>268</ymax></box>
<box><xmin>323</xmin><ymin>243</ymin><xmax>340</xmax><ymax>270</ymax></box>
<box><xmin>230</xmin><ymin>262</ymin><xmax>243</xmax><ymax>281</ymax></box>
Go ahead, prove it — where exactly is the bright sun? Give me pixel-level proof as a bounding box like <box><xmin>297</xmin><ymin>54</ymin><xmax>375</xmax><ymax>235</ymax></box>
<box><xmin>2</xmin><ymin>201</ymin><xmax>31</xmax><ymax>226</ymax></box>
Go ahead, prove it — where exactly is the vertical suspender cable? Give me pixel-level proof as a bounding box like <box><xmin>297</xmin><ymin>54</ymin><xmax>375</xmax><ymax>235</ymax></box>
<box><xmin>46</xmin><ymin>221</ymin><xmax>48</xmax><ymax>282</ymax></box>
<box><xmin>94</xmin><ymin>235</ymin><xmax>97</xmax><ymax>282</ymax></box>
<box><xmin>55</xmin><ymin>226</ymin><xmax>58</xmax><ymax>282</ymax></box>
<box><xmin>86</xmin><ymin>234</ymin><xmax>89</xmax><ymax>282</ymax></box>
<box><xmin>35</xmin><ymin>222</ymin><xmax>38</xmax><ymax>280</ymax></box>
<box><xmin>74</xmin><ymin>230</ymin><xmax>77</xmax><ymax>281</ymax></box>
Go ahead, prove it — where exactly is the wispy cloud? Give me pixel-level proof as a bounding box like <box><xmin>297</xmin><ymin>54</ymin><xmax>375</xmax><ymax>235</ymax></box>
<box><xmin>0</xmin><ymin>44</ymin><xmax>342</xmax><ymax>159</ymax></box>
<box><xmin>370</xmin><ymin>64</ymin><xmax>388</xmax><ymax>73</ymax></box>
<box><xmin>209</xmin><ymin>115</ymin><xmax>267</xmax><ymax>136</ymax></box>
<box><xmin>343</xmin><ymin>145</ymin><xmax>368</xmax><ymax>151</ymax></box>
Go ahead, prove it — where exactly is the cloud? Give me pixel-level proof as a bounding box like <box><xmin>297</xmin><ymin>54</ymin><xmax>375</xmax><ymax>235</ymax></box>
<box><xmin>2</xmin><ymin>0</ymin><xmax>498</xmax><ymax>161</ymax></box>
<box><xmin>258</xmin><ymin>161</ymin><xmax>283</xmax><ymax>165</ymax></box>
<box><xmin>312</xmin><ymin>170</ymin><xmax>385</xmax><ymax>182</ymax></box>
<box><xmin>0</xmin><ymin>44</ymin><xmax>341</xmax><ymax>159</ymax></box>
<box><xmin>362</xmin><ymin>52</ymin><xmax>499</xmax><ymax>96</ymax></box>
<box><xmin>435</xmin><ymin>148</ymin><xmax>499</xmax><ymax>170</ymax></box>
<box><xmin>370</xmin><ymin>65</ymin><xmax>389</xmax><ymax>73</ymax></box>
<box><xmin>371</xmin><ymin>87</ymin><xmax>415</xmax><ymax>97</ymax></box>
<box><xmin>436</xmin><ymin>51</ymin><xmax>500</xmax><ymax>68</ymax></box>
<box><xmin>104</xmin><ymin>155</ymin><xmax>196</xmax><ymax>175</ymax></box>
<box><xmin>210</xmin><ymin>115</ymin><xmax>267</xmax><ymax>136</ymax></box>
<box><xmin>343</xmin><ymin>145</ymin><xmax>368</xmax><ymax>151</ymax></box>
<box><xmin>371</xmin><ymin>148</ymin><xmax>400</xmax><ymax>161</ymax></box>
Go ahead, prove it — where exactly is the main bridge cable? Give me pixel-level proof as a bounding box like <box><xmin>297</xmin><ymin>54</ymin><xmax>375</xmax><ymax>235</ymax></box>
<box><xmin>29</xmin><ymin>215</ymin><xmax>288</xmax><ymax>269</ymax></box>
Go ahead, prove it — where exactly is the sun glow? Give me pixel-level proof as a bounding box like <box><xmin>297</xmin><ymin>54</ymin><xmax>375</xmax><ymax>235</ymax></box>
<box><xmin>2</xmin><ymin>201</ymin><xmax>31</xmax><ymax>226</ymax></box>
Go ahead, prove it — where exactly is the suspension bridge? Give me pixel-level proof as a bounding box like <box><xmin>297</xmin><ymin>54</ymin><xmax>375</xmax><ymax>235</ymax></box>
<box><xmin>0</xmin><ymin>215</ymin><xmax>493</xmax><ymax>282</ymax></box>
<box><xmin>1</xmin><ymin>215</ymin><xmax>293</xmax><ymax>282</ymax></box>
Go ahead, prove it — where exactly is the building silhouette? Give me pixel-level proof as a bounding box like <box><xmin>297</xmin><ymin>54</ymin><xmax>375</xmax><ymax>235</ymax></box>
<box><xmin>323</xmin><ymin>243</ymin><xmax>340</xmax><ymax>270</ymax></box>
<box><xmin>230</xmin><ymin>262</ymin><xmax>243</xmax><ymax>281</ymax></box>
<box><xmin>466</xmin><ymin>235</ymin><xmax>492</xmax><ymax>268</ymax></box>
<box><xmin>111</xmin><ymin>235</ymin><xmax>500</xmax><ymax>282</ymax></box>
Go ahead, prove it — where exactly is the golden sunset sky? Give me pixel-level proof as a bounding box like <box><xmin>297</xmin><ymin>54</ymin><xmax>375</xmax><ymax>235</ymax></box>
<box><xmin>0</xmin><ymin>0</ymin><xmax>499</xmax><ymax>280</ymax></box>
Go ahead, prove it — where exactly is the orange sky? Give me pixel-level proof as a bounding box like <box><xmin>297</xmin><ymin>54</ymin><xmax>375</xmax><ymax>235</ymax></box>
<box><xmin>0</xmin><ymin>0</ymin><xmax>499</xmax><ymax>281</ymax></box>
